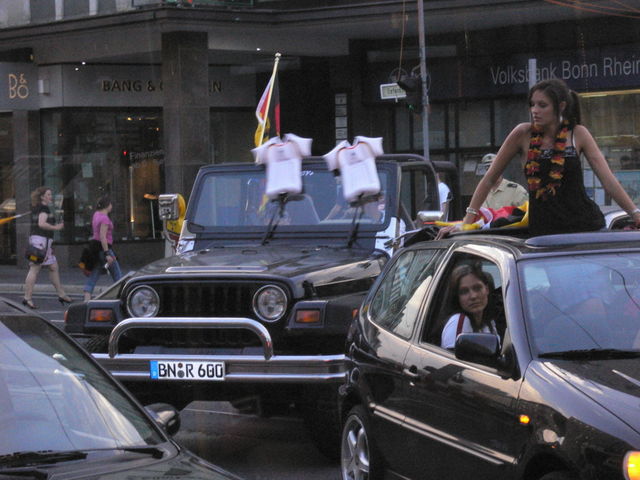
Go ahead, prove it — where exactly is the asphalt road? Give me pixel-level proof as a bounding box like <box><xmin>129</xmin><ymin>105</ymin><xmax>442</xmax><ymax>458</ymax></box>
<box><xmin>177</xmin><ymin>401</ymin><xmax>341</xmax><ymax>480</ymax></box>
<box><xmin>5</xmin><ymin>291</ymin><xmax>76</xmax><ymax>327</ymax></box>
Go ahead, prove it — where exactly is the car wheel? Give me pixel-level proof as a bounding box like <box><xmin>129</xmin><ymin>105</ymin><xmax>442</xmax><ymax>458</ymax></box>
<box><xmin>539</xmin><ymin>471</ymin><xmax>578</xmax><ymax>480</ymax></box>
<box><xmin>341</xmin><ymin>405</ymin><xmax>383</xmax><ymax>480</ymax></box>
<box><xmin>84</xmin><ymin>334</ymin><xmax>109</xmax><ymax>353</ymax></box>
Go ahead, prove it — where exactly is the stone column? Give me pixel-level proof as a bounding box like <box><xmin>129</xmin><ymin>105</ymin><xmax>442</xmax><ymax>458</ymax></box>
<box><xmin>13</xmin><ymin>109</ymin><xmax>41</xmax><ymax>268</ymax></box>
<box><xmin>161</xmin><ymin>31</ymin><xmax>210</xmax><ymax>199</ymax></box>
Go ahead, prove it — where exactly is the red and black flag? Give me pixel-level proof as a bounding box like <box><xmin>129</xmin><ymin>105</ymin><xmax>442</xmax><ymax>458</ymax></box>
<box><xmin>254</xmin><ymin>53</ymin><xmax>281</xmax><ymax>147</ymax></box>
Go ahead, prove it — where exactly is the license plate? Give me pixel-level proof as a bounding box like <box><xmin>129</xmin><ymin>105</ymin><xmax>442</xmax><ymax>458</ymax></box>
<box><xmin>149</xmin><ymin>361</ymin><xmax>225</xmax><ymax>381</ymax></box>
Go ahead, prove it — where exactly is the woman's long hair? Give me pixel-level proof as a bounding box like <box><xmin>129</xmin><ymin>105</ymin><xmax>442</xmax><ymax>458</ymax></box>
<box><xmin>528</xmin><ymin>78</ymin><xmax>581</xmax><ymax>128</ymax></box>
<box><xmin>30</xmin><ymin>186</ymin><xmax>51</xmax><ymax>207</ymax></box>
<box><xmin>446</xmin><ymin>263</ymin><xmax>496</xmax><ymax>330</ymax></box>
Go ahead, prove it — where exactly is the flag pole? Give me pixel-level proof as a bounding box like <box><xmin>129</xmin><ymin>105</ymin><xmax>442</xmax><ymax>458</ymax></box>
<box><xmin>0</xmin><ymin>211</ymin><xmax>28</xmax><ymax>226</ymax></box>
<box><xmin>417</xmin><ymin>0</ymin><xmax>430</xmax><ymax>162</ymax></box>
<box><xmin>257</xmin><ymin>52</ymin><xmax>282</xmax><ymax>147</ymax></box>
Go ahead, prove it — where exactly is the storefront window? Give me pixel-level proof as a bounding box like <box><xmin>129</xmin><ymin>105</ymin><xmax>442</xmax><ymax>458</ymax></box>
<box><xmin>395</xmin><ymin>107</ymin><xmax>411</xmax><ymax>152</ymax></box>
<box><xmin>458</xmin><ymin>100</ymin><xmax>491</xmax><ymax>148</ymax></box>
<box><xmin>581</xmin><ymin>91</ymin><xmax>640</xmax><ymax>205</ymax></box>
<box><xmin>395</xmin><ymin>103</ymin><xmax>447</xmax><ymax>152</ymax></box>
<box><xmin>41</xmin><ymin>110</ymin><xmax>163</xmax><ymax>243</ymax></box>
<box><xmin>210</xmin><ymin>110</ymin><xmax>256</xmax><ymax>163</ymax></box>
<box><xmin>495</xmin><ymin>98</ymin><xmax>528</xmax><ymax>144</ymax></box>
<box><xmin>0</xmin><ymin>114</ymin><xmax>14</xmax><ymax>263</ymax></box>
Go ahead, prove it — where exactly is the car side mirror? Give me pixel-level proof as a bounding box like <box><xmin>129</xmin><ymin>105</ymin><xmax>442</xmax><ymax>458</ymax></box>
<box><xmin>455</xmin><ymin>333</ymin><xmax>501</xmax><ymax>368</ymax></box>
<box><xmin>145</xmin><ymin>402</ymin><xmax>181</xmax><ymax>436</ymax></box>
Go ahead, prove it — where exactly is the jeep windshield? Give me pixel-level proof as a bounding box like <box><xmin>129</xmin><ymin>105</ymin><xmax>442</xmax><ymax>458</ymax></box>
<box><xmin>189</xmin><ymin>161</ymin><xmax>393</xmax><ymax>232</ymax></box>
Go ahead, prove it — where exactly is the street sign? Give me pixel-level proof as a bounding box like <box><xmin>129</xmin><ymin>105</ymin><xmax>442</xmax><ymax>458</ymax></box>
<box><xmin>379</xmin><ymin>83</ymin><xmax>406</xmax><ymax>100</ymax></box>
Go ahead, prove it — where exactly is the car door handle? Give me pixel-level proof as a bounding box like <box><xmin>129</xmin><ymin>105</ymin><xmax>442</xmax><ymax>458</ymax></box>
<box><xmin>403</xmin><ymin>365</ymin><xmax>420</xmax><ymax>378</ymax></box>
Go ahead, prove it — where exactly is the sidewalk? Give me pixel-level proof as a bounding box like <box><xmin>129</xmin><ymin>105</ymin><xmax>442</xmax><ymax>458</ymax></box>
<box><xmin>0</xmin><ymin>262</ymin><xmax>142</xmax><ymax>296</ymax></box>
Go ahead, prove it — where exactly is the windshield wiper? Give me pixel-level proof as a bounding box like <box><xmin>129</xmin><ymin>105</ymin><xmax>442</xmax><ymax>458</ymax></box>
<box><xmin>0</xmin><ymin>451</ymin><xmax>87</xmax><ymax>469</ymax></box>
<box><xmin>539</xmin><ymin>348</ymin><xmax>640</xmax><ymax>359</ymax></box>
<box><xmin>0</xmin><ymin>466</ymin><xmax>49</xmax><ymax>479</ymax></box>
<box><xmin>261</xmin><ymin>194</ymin><xmax>287</xmax><ymax>245</ymax></box>
<box><xmin>347</xmin><ymin>204</ymin><xmax>364</xmax><ymax>248</ymax></box>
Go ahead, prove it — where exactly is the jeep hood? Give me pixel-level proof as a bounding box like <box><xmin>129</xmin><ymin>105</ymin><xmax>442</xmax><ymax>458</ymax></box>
<box><xmin>545</xmin><ymin>359</ymin><xmax>640</xmax><ymax>432</ymax></box>
<box><xmin>130</xmin><ymin>244</ymin><xmax>386</xmax><ymax>295</ymax></box>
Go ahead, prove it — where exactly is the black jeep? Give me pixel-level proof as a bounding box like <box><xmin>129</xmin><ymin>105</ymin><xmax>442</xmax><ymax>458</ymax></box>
<box><xmin>64</xmin><ymin>153</ymin><xmax>446</xmax><ymax>458</ymax></box>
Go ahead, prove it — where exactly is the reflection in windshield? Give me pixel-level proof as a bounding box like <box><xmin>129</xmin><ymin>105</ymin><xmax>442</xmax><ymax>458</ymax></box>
<box><xmin>0</xmin><ymin>318</ymin><xmax>162</xmax><ymax>456</ymax></box>
<box><xmin>520</xmin><ymin>254</ymin><xmax>640</xmax><ymax>355</ymax></box>
<box><xmin>192</xmin><ymin>167</ymin><xmax>389</xmax><ymax>229</ymax></box>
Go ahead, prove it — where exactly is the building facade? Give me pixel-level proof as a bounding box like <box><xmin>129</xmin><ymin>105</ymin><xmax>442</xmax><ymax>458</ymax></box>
<box><xmin>0</xmin><ymin>0</ymin><xmax>638</xmax><ymax>266</ymax></box>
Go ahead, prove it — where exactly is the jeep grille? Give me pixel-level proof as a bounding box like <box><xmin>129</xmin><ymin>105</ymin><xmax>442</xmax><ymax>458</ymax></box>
<box><xmin>155</xmin><ymin>282</ymin><xmax>261</xmax><ymax>317</ymax></box>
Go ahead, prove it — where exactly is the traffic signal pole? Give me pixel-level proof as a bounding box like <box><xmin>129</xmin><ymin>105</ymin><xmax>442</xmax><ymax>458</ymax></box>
<box><xmin>417</xmin><ymin>0</ymin><xmax>430</xmax><ymax>162</ymax></box>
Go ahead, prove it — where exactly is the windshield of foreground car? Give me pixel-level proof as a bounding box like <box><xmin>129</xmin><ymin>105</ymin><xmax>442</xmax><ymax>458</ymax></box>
<box><xmin>520</xmin><ymin>253</ymin><xmax>640</xmax><ymax>355</ymax></box>
<box><xmin>190</xmin><ymin>166</ymin><xmax>390</xmax><ymax>230</ymax></box>
<box><xmin>0</xmin><ymin>317</ymin><xmax>164</xmax><ymax>456</ymax></box>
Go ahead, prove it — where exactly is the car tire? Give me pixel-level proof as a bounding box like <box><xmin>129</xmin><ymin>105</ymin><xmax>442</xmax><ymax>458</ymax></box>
<box><xmin>539</xmin><ymin>471</ymin><xmax>578</xmax><ymax>480</ymax></box>
<box><xmin>84</xmin><ymin>334</ymin><xmax>109</xmax><ymax>353</ymax></box>
<box><xmin>341</xmin><ymin>405</ymin><xmax>383</xmax><ymax>480</ymax></box>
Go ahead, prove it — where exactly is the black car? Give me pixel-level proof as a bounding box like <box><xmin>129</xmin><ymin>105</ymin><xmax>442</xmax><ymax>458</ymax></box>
<box><xmin>340</xmin><ymin>229</ymin><xmax>640</xmax><ymax>480</ymax></box>
<box><xmin>64</xmin><ymin>154</ymin><xmax>446</xmax><ymax>458</ymax></box>
<box><xmin>0</xmin><ymin>296</ymin><xmax>241</xmax><ymax>480</ymax></box>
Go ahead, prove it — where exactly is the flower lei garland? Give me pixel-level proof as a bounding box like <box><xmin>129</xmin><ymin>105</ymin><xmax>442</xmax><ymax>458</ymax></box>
<box><xmin>525</xmin><ymin>121</ymin><xmax>569</xmax><ymax>200</ymax></box>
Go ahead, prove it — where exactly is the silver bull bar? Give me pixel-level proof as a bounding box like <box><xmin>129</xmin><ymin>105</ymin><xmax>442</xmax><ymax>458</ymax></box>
<box><xmin>92</xmin><ymin>317</ymin><xmax>346</xmax><ymax>384</ymax></box>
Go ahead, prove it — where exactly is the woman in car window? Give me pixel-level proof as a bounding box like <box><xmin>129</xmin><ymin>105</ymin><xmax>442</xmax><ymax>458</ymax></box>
<box><xmin>441</xmin><ymin>263</ymin><xmax>499</xmax><ymax>349</ymax></box>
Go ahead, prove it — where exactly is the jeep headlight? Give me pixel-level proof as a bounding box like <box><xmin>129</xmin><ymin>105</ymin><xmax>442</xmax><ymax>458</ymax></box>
<box><xmin>127</xmin><ymin>286</ymin><xmax>160</xmax><ymax>318</ymax></box>
<box><xmin>253</xmin><ymin>285</ymin><xmax>287</xmax><ymax>322</ymax></box>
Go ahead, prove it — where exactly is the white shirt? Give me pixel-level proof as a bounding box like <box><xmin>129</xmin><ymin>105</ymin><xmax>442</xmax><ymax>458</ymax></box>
<box><xmin>251</xmin><ymin>134</ymin><xmax>312</xmax><ymax>199</ymax></box>
<box><xmin>438</xmin><ymin>182</ymin><xmax>451</xmax><ymax>218</ymax></box>
<box><xmin>323</xmin><ymin>137</ymin><xmax>384</xmax><ymax>202</ymax></box>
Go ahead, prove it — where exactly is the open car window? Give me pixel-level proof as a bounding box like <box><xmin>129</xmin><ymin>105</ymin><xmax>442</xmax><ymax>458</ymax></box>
<box><xmin>421</xmin><ymin>253</ymin><xmax>505</xmax><ymax>350</ymax></box>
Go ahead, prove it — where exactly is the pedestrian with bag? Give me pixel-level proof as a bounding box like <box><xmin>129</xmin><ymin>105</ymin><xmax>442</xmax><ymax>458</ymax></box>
<box><xmin>22</xmin><ymin>186</ymin><xmax>71</xmax><ymax>309</ymax></box>
<box><xmin>83</xmin><ymin>195</ymin><xmax>123</xmax><ymax>302</ymax></box>
<box><xmin>438</xmin><ymin>78</ymin><xmax>640</xmax><ymax>238</ymax></box>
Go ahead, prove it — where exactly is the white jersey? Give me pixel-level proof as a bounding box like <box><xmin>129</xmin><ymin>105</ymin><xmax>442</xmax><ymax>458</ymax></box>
<box><xmin>323</xmin><ymin>136</ymin><xmax>384</xmax><ymax>202</ymax></box>
<box><xmin>252</xmin><ymin>133</ymin><xmax>312</xmax><ymax>199</ymax></box>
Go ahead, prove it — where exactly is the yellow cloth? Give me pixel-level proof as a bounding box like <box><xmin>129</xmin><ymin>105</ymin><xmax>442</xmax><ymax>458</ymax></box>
<box><xmin>435</xmin><ymin>201</ymin><xmax>529</xmax><ymax>230</ymax></box>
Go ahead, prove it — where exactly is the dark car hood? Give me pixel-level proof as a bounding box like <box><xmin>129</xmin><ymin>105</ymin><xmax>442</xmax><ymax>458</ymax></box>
<box><xmin>37</xmin><ymin>448</ymin><xmax>239</xmax><ymax>479</ymax></box>
<box><xmin>545</xmin><ymin>359</ymin><xmax>640</xmax><ymax>431</ymax></box>
<box><xmin>129</xmin><ymin>244</ymin><xmax>386</xmax><ymax>296</ymax></box>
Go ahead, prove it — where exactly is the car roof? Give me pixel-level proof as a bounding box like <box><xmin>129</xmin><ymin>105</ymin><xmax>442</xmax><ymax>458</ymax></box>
<box><xmin>410</xmin><ymin>228</ymin><xmax>640</xmax><ymax>260</ymax></box>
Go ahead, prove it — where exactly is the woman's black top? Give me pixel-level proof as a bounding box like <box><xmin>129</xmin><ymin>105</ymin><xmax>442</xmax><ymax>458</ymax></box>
<box><xmin>526</xmin><ymin>142</ymin><xmax>605</xmax><ymax>236</ymax></box>
<box><xmin>30</xmin><ymin>204</ymin><xmax>55</xmax><ymax>239</ymax></box>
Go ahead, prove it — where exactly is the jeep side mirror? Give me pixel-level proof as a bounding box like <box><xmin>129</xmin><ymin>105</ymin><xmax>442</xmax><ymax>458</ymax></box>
<box><xmin>158</xmin><ymin>194</ymin><xmax>179</xmax><ymax>221</ymax></box>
